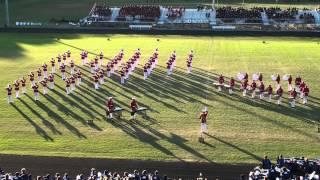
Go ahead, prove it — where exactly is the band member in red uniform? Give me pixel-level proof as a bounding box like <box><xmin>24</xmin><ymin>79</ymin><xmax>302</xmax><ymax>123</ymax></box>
<box><xmin>295</xmin><ymin>76</ymin><xmax>302</xmax><ymax>88</ymax></box>
<box><xmin>20</xmin><ymin>77</ymin><xmax>27</xmax><ymax>94</ymax></box>
<box><xmin>242</xmin><ymin>79</ymin><xmax>248</xmax><ymax>96</ymax></box>
<box><xmin>199</xmin><ymin>107</ymin><xmax>208</xmax><ymax>135</ymax></box>
<box><xmin>186</xmin><ymin>60</ymin><xmax>192</xmax><ymax>74</ymax></box>
<box><xmin>166</xmin><ymin>61</ymin><xmax>172</xmax><ymax>75</ymax></box>
<box><xmin>130</xmin><ymin>97</ymin><xmax>138</xmax><ymax>120</ymax></box>
<box><xmin>287</xmin><ymin>74</ymin><xmax>292</xmax><ymax>91</ymax></box>
<box><xmin>65</xmin><ymin>78</ymin><xmax>71</xmax><ymax>95</ymax></box>
<box><xmin>37</xmin><ymin>68</ymin><xmax>42</xmax><ymax>81</ymax></box>
<box><xmin>67</xmin><ymin>50</ymin><xmax>71</xmax><ymax>59</ymax></box>
<box><xmin>143</xmin><ymin>65</ymin><xmax>148</xmax><ymax>80</ymax></box>
<box><xmin>40</xmin><ymin>79</ymin><xmax>48</xmax><ymax>95</ymax></box>
<box><xmin>90</xmin><ymin>60</ymin><xmax>95</xmax><ymax>73</ymax></box>
<box><xmin>42</xmin><ymin>63</ymin><xmax>48</xmax><ymax>78</ymax></box>
<box><xmin>106</xmin><ymin>64</ymin><xmax>111</xmax><ymax>77</ymax></box>
<box><xmin>48</xmin><ymin>73</ymin><xmax>54</xmax><ymax>89</ymax></box>
<box><xmin>259</xmin><ymin>81</ymin><xmax>265</xmax><ymax>99</ymax></box>
<box><xmin>276</xmin><ymin>86</ymin><xmax>283</xmax><ymax>105</ymax></box>
<box><xmin>81</xmin><ymin>51</ymin><xmax>85</xmax><ymax>65</ymax></box>
<box><xmin>6</xmin><ymin>84</ymin><xmax>13</xmax><ymax>103</ymax></box>
<box><xmin>50</xmin><ymin>58</ymin><xmax>55</xmax><ymax>73</ymax></box>
<box><xmin>62</xmin><ymin>53</ymin><xmax>67</xmax><ymax>64</ymax></box>
<box><xmin>99</xmin><ymin>69</ymin><xmax>105</xmax><ymax>85</ymax></box>
<box><xmin>57</xmin><ymin>54</ymin><xmax>62</xmax><ymax>67</ymax></box>
<box><xmin>14</xmin><ymin>80</ymin><xmax>20</xmax><ymax>98</ymax></box>
<box><xmin>99</xmin><ymin>52</ymin><xmax>104</xmax><ymax>66</ymax></box>
<box><xmin>299</xmin><ymin>81</ymin><xmax>306</xmax><ymax>98</ymax></box>
<box><xmin>29</xmin><ymin>72</ymin><xmax>35</xmax><ymax>87</ymax></box>
<box><xmin>106</xmin><ymin>97</ymin><xmax>115</xmax><ymax>119</ymax></box>
<box><xmin>32</xmin><ymin>83</ymin><xmax>40</xmax><ymax>101</ymax></box>
<box><xmin>70</xmin><ymin>75</ymin><xmax>76</xmax><ymax>92</ymax></box>
<box><xmin>119</xmin><ymin>69</ymin><xmax>125</xmax><ymax>84</ymax></box>
<box><xmin>60</xmin><ymin>63</ymin><xmax>66</xmax><ymax>80</ymax></box>
<box><xmin>229</xmin><ymin>77</ymin><xmax>235</xmax><ymax>94</ymax></box>
<box><xmin>218</xmin><ymin>74</ymin><xmax>224</xmax><ymax>92</ymax></box>
<box><xmin>290</xmin><ymin>88</ymin><xmax>297</xmax><ymax>108</ymax></box>
<box><xmin>70</xmin><ymin>60</ymin><xmax>75</xmax><ymax>75</ymax></box>
<box><xmin>93</xmin><ymin>73</ymin><xmax>99</xmax><ymax>89</ymax></box>
<box><xmin>76</xmin><ymin>69</ymin><xmax>82</xmax><ymax>86</ymax></box>
<box><xmin>250</xmin><ymin>80</ymin><xmax>257</xmax><ymax>98</ymax></box>
<box><xmin>258</xmin><ymin>72</ymin><xmax>263</xmax><ymax>82</ymax></box>
<box><xmin>302</xmin><ymin>85</ymin><xmax>309</xmax><ymax>104</ymax></box>
<box><xmin>266</xmin><ymin>85</ymin><xmax>273</xmax><ymax>102</ymax></box>
<box><xmin>94</xmin><ymin>56</ymin><xmax>99</xmax><ymax>70</ymax></box>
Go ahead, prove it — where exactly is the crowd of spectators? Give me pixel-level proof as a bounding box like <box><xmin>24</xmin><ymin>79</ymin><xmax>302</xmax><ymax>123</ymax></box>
<box><xmin>118</xmin><ymin>5</ymin><xmax>161</xmax><ymax>21</ymax></box>
<box><xmin>264</xmin><ymin>7</ymin><xmax>298</xmax><ymax>20</ymax></box>
<box><xmin>0</xmin><ymin>167</ymin><xmax>212</xmax><ymax>180</ymax></box>
<box><xmin>249</xmin><ymin>155</ymin><xmax>320</xmax><ymax>180</ymax></box>
<box><xmin>299</xmin><ymin>13</ymin><xmax>315</xmax><ymax>23</ymax></box>
<box><xmin>216</xmin><ymin>7</ymin><xmax>263</xmax><ymax>19</ymax></box>
<box><xmin>92</xmin><ymin>5</ymin><xmax>112</xmax><ymax>17</ymax></box>
<box><xmin>166</xmin><ymin>7</ymin><xmax>185</xmax><ymax>19</ymax></box>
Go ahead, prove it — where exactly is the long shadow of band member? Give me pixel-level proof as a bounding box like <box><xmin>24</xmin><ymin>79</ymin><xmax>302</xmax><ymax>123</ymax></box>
<box><xmin>106</xmin><ymin>97</ymin><xmax>115</xmax><ymax>119</ymax></box>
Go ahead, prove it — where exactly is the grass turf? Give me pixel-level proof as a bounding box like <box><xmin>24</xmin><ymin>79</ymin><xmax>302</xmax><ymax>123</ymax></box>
<box><xmin>1</xmin><ymin>0</ymin><xmax>319</xmax><ymax>26</ymax></box>
<box><xmin>0</xmin><ymin>33</ymin><xmax>319</xmax><ymax>164</ymax></box>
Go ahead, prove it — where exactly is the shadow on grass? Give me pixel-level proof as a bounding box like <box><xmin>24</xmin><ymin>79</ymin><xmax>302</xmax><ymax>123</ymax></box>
<box><xmin>10</xmin><ymin>103</ymin><xmax>54</xmax><ymax>141</ymax></box>
<box><xmin>205</xmin><ymin>133</ymin><xmax>262</xmax><ymax>162</ymax></box>
<box><xmin>24</xmin><ymin>94</ymin><xmax>88</xmax><ymax>138</ymax></box>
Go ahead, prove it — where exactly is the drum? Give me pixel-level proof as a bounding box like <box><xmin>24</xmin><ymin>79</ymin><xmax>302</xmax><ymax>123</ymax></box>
<box><xmin>282</xmin><ymin>74</ymin><xmax>289</xmax><ymax>81</ymax></box>
<box><xmin>237</xmin><ymin>72</ymin><xmax>245</xmax><ymax>81</ymax></box>
<box><xmin>252</xmin><ymin>73</ymin><xmax>259</xmax><ymax>81</ymax></box>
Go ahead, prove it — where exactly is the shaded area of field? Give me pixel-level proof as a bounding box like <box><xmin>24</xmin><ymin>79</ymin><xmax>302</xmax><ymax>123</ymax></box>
<box><xmin>0</xmin><ymin>154</ymin><xmax>253</xmax><ymax>179</ymax></box>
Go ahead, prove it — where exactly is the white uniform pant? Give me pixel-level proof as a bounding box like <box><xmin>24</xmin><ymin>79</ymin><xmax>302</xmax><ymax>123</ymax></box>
<box><xmin>70</xmin><ymin>68</ymin><xmax>74</xmax><ymax>75</ymax></box>
<box><xmin>71</xmin><ymin>84</ymin><xmax>76</xmax><ymax>91</ymax></box>
<box><xmin>277</xmin><ymin>97</ymin><xmax>282</xmax><ymax>105</ymax></box>
<box><xmin>268</xmin><ymin>94</ymin><xmax>272</xmax><ymax>102</ymax></box>
<box><xmin>144</xmin><ymin>72</ymin><xmax>147</xmax><ymax>80</ymax></box>
<box><xmin>34</xmin><ymin>92</ymin><xmax>39</xmax><ymax>101</ymax></box>
<box><xmin>242</xmin><ymin>89</ymin><xmax>247</xmax><ymax>96</ymax></box>
<box><xmin>8</xmin><ymin>95</ymin><xmax>13</xmax><ymax>103</ymax></box>
<box><xmin>290</xmin><ymin>99</ymin><xmax>296</xmax><ymax>107</ymax></box>
<box><xmin>259</xmin><ymin>93</ymin><xmax>264</xmax><ymax>99</ymax></box>
<box><xmin>77</xmin><ymin>78</ymin><xmax>81</xmax><ymax>86</ymax></box>
<box><xmin>22</xmin><ymin>86</ymin><xmax>26</xmax><ymax>94</ymax></box>
<box><xmin>107</xmin><ymin>71</ymin><xmax>111</xmax><ymax>77</ymax></box>
<box><xmin>94</xmin><ymin>82</ymin><xmax>99</xmax><ymax>89</ymax></box>
<box><xmin>187</xmin><ymin>67</ymin><xmax>191</xmax><ymax>73</ymax></box>
<box><xmin>90</xmin><ymin>67</ymin><xmax>94</xmax><ymax>73</ymax></box>
<box><xmin>66</xmin><ymin>87</ymin><xmax>70</xmax><ymax>94</ymax></box>
<box><xmin>167</xmin><ymin>69</ymin><xmax>171</xmax><ymax>75</ymax></box>
<box><xmin>288</xmin><ymin>84</ymin><xmax>292</xmax><ymax>92</ymax></box>
<box><xmin>31</xmin><ymin>80</ymin><xmax>35</xmax><ymax>87</ymax></box>
<box><xmin>50</xmin><ymin>82</ymin><xmax>54</xmax><ymax>89</ymax></box>
<box><xmin>52</xmin><ymin>66</ymin><xmax>55</xmax><ymax>73</ymax></box>
<box><xmin>38</xmin><ymin>76</ymin><xmax>42</xmax><ymax>81</ymax></box>
<box><xmin>229</xmin><ymin>88</ymin><xmax>233</xmax><ymax>94</ymax></box>
<box><xmin>15</xmin><ymin>90</ymin><xmax>19</xmax><ymax>98</ymax></box>
<box><xmin>201</xmin><ymin>123</ymin><xmax>208</xmax><ymax>133</ymax></box>
<box><xmin>43</xmin><ymin>87</ymin><xmax>48</xmax><ymax>95</ymax></box>
<box><xmin>121</xmin><ymin>77</ymin><xmax>125</xmax><ymax>84</ymax></box>
<box><xmin>61</xmin><ymin>72</ymin><xmax>66</xmax><ymax>80</ymax></box>
<box><xmin>303</xmin><ymin>96</ymin><xmax>308</xmax><ymax>104</ymax></box>
<box><xmin>44</xmin><ymin>71</ymin><xmax>48</xmax><ymax>78</ymax></box>
<box><xmin>251</xmin><ymin>91</ymin><xmax>256</xmax><ymax>98</ymax></box>
<box><xmin>218</xmin><ymin>86</ymin><xmax>222</xmax><ymax>92</ymax></box>
<box><xmin>99</xmin><ymin>78</ymin><xmax>104</xmax><ymax>84</ymax></box>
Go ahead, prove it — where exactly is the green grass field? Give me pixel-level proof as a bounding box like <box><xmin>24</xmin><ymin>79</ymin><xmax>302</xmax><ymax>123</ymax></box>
<box><xmin>1</xmin><ymin>0</ymin><xmax>319</xmax><ymax>26</ymax></box>
<box><xmin>0</xmin><ymin>33</ymin><xmax>319</xmax><ymax>164</ymax></box>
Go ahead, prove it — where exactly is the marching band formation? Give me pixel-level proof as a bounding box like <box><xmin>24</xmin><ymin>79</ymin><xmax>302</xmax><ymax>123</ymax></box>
<box><xmin>6</xmin><ymin>49</ymin><xmax>310</xmax><ymax>112</ymax></box>
<box><xmin>214</xmin><ymin>72</ymin><xmax>310</xmax><ymax>107</ymax></box>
